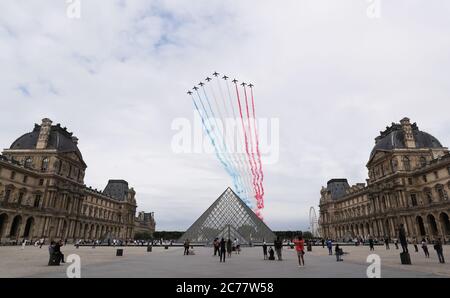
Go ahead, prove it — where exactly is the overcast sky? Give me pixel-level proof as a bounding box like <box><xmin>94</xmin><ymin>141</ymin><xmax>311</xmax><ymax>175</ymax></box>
<box><xmin>1</xmin><ymin>1</ymin><xmax>450</xmax><ymax>231</ymax></box>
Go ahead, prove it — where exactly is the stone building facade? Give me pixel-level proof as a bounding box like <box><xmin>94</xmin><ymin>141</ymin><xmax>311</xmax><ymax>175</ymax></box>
<box><xmin>134</xmin><ymin>211</ymin><xmax>156</xmax><ymax>237</ymax></box>
<box><xmin>0</xmin><ymin>118</ymin><xmax>153</xmax><ymax>243</ymax></box>
<box><xmin>319</xmin><ymin>118</ymin><xmax>450</xmax><ymax>242</ymax></box>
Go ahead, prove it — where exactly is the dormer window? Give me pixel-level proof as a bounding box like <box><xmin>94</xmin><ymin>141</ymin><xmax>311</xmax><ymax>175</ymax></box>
<box><xmin>403</xmin><ymin>157</ymin><xmax>411</xmax><ymax>171</ymax></box>
<box><xmin>419</xmin><ymin>156</ymin><xmax>427</xmax><ymax>168</ymax></box>
<box><xmin>24</xmin><ymin>157</ymin><xmax>33</xmax><ymax>168</ymax></box>
<box><xmin>41</xmin><ymin>157</ymin><xmax>49</xmax><ymax>172</ymax></box>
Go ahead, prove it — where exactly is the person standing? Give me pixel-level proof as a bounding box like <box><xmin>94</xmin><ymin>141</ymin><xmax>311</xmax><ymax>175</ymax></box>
<box><xmin>321</xmin><ymin>238</ymin><xmax>325</xmax><ymax>248</ymax></box>
<box><xmin>235</xmin><ymin>238</ymin><xmax>241</xmax><ymax>254</ymax></box>
<box><xmin>335</xmin><ymin>244</ymin><xmax>343</xmax><ymax>262</ymax></box>
<box><xmin>326</xmin><ymin>239</ymin><xmax>333</xmax><ymax>255</ymax></box>
<box><xmin>213</xmin><ymin>238</ymin><xmax>219</xmax><ymax>256</ymax></box>
<box><xmin>413</xmin><ymin>238</ymin><xmax>419</xmax><ymax>253</ymax></box>
<box><xmin>369</xmin><ymin>236</ymin><xmax>375</xmax><ymax>251</ymax></box>
<box><xmin>183</xmin><ymin>239</ymin><xmax>190</xmax><ymax>256</ymax></box>
<box><xmin>226</xmin><ymin>239</ymin><xmax>232</xmax><ymax>258</ymax></box>
<box><xmin>293</xmin><ymin>235</ymin><xmax>305</xmax><ymax>267</ymax></box>
<box><xmin>39</xmin><ymin>238</ymin><xmax>45</xmax><ymax>249</ymax></box>
<box><xmin>434</xmin><ymin>238</ymin><xmax>445</xmax><ymax>264</ymax></box>
<box><xmin>262</xmin><ymin>241</ymin><xmax>268</xmax><ymax>260</ymax></box>
<box><xmin>421</xmin><ymin>238</ymin><xmax>430</xmax><ymax>258</ymax></box>
<box><xmin>274</xmin><ymin>237</ymin><xmax>283</xmax><ymax>261</ymax></box>
<box><xmin>219</xmin><ymin>238</ymin><xmax>226</xmax><ymax>263</ymax></box>
<box><xmin>54</xmin><ymin>240</ymin><xmax>65</xmax><ymax>263</ymax></box>
<box><xmin>384</xmin><ymin>237</ymin><xmax>390</xmax><ymax>250</ymax></box>
<box><xmin>398</xmin><ymin>224</ymin><xmax>408</xmax><ymax>253</ymax></box>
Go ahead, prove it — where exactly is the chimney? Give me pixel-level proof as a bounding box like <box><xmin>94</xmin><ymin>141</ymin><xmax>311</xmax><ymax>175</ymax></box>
<box><xmin>36</xmin><ymin>118</ymin><xmax>53</xmax><ymax>149</ymax></box>
<box><xmin>72</xmin><ymin>136</ymin><xmax>79</xmax><ymax>145</ymax></box>
<box><xmin>400</xmin><ymin>117</ymin><xmax>416</xmax><ymax>148</ymax></box>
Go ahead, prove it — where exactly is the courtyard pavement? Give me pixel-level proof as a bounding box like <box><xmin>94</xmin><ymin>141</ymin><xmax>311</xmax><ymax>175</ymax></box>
<box><xmin>0</xmin><ymin>244</ymin><xmax>448</xmax><ymax>278</ymax></box>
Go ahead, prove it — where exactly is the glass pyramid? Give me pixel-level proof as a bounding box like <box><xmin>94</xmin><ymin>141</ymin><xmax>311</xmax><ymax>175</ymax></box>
<box><xmin>180</xmin><ymin>188</ymin><xmax>276</xmax><ymax>244</ymax></box>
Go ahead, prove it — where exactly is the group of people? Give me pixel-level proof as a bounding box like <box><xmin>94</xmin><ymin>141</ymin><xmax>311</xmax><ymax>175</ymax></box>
<box><xmin>212</xmin><ymin>238</ymin><xmax>240</xmax><ymax>262</ymax></box>
<box><xmin>323</xmin><ymin>223</ymin><xmax>446</xmax><ymax>264</ymax></box>
<box><xmin>262</xmin><ymin>235</ymin><xmax>306</xmax><ymax>267</ymax></box>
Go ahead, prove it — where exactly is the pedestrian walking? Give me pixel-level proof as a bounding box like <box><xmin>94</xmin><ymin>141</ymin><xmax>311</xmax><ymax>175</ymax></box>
<box><xmin>421</xmin><ymin>239</ymin><xmax>430</xmax><ymax>258</ymax></box>
<box><xmin>183</xmin><ymin>239</ymin><xmax>190</xmax><ymax>255</ymax></box>
<box><xmin>434</xmin><ymin>238</ymin><xmax>445</xmax><ymax>264</ymax></box>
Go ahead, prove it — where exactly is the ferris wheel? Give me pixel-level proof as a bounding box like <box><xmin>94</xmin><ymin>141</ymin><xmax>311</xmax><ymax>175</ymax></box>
<box><xmin>309</xmin><ymin>207</ymin><xmax>320</xmax><ymax>237</ymax></box>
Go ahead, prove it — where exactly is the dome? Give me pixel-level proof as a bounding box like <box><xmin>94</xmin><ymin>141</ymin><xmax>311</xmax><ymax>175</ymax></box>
<box><xmin>370</xmin><ymin>119</ymin><xmax>443</xmax><ymax>159</ymax></box>
<box><xmin>10</xmin><ymin>123</ymin><xmax>83</xmax><ymax>159</ymax></box>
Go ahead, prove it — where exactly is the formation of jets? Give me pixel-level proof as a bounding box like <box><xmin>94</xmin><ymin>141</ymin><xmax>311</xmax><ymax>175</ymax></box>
<box><xmin>187</xmin><ymin>72</ymin><xmax>254</xmax><ymax>95</ymax></box>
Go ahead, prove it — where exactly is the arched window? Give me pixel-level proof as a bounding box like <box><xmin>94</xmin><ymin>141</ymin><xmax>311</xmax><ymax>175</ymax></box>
<box><xmin>41</xmin><ymin>158</ymin><xmax>49</xmax><ymax>172</ymax></box>
<box><xmin>419</xmin><ymin>156</ymin><xmax>427</xmax><ymax>168</ymax></box>
<box><xmin>403</xmin><ymin>157</ymin><xmax>411</xmax><ymax>171</ymax></box>
<box><xmin>24</xmin><ymin>157</ymin><xmax>33</xmax><ymax>168</ymax></box>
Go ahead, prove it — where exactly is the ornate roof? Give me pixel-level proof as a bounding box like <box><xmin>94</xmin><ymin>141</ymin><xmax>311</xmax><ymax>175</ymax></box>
<box><xmin>9</xmin><ymin>122</ymin><xmax>83</xmax><ymax>159</ymax></box>
<box><xmin>370</xmin><ymin>119</ymin><xmax>443</xmax><ymax>159</ymax></box>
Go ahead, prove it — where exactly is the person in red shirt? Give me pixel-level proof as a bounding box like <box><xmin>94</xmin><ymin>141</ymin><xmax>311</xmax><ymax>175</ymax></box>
<box><xmin>293</xmin><ymin>234</ymin><xmax>305</xmax><ymax>267</ymax></box>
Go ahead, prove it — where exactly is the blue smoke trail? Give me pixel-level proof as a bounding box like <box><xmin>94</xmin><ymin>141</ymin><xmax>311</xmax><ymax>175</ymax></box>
<box><xmin>197</xmin><ymin>88</ymin><xmax>250</xmax><ymax>206</ymax></box>
<box><xmin>190</xmin><ymin>93</ymin><xmax>235</xmax><ymax>183</ymax></box>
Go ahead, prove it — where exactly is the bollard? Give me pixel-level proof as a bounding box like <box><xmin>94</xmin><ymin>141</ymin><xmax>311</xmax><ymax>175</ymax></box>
<box><xmin>116</xmin><ymin>249</ymin><xmax>124</xmax><ymax>256</ymax></box>
<box><xmin>147</xmin><ymin>246</ymin><xmax>152</xmax><ymax>252</ymax></box>
<box><xmin>164</xmin><ymin>245</ymin><xmax>169</xmax><ymax>250</ymax></box>
<box><xmin>400</xmin><ymin>252</ymin><xmax>411</xmax><ymax>265</ymax></box>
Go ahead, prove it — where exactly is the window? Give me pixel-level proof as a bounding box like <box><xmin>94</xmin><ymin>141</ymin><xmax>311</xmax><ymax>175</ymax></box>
<box><xmin>5</xmin><ymin>189</ymin><xmax>11</xmax><ymax>202</ymax></box>
<box><xmin>41</xmin><ymin>158</ymin><xmax>49</xmax><ymax>172</ymax></box>
<box><xmin>448</xmin><ymin>167</ymin><xmax>450</xmax><ymax>176</ymax></box>
<box><xmin>422</xmin><ymin>175</ymin><xmax>427</xmax><ymax>183</ymax></box>
<box><xmin>23</xmin><ymin>175</ymin><xmax>28</xmax><ymax>184</ymax></box>
<box><xmin>24</xmin><ymin>157</ymin><xmax>33</xmax><ymax>168</ymax></box>
<box><xmin>408</xmin><ymin>178</ymin><xmax>413</xmax><ymax>185</ymax></box>
<box><xmin>391</xmin><ymin>158</ymin><xmax>398</xmax><ymax>172</ymax></box>
<box><xmin>436</xmin><ymin>186</ymin><xmax>447</xmax><ymax>201</ymax></box>
<box><xmin>403</xmin><ymin>157</ymin><xmax>411</xmax><ymax>171</ymax></box>
<box><xmin>434</xmin><ymin>171</ymin><xmax>439</xmax><ymax>179</ymax></box>
<box><xmin>18</xmin><ymin>192</ymin><xmax>24</xmax><ymax>205</ymax></box>
<box><xmin>34</xmin><ymin>195</ymin><xmax>41</xmax><ymax>208</ymax></box>
<box><xmin>10</xmin><ymin>171</ymin><xmax>16</xmax><ymax>180</ymax></box>
<box><xmin>419</xmin><ymin>156</ymin><xmax>427</xmax><ymax>167</ymax></box>
<box><xmin>39</xmin><ymin>179</ymin><xmax>44</xmax><ymax>186</ymax></box>
<box><xmin>410</xmin><ymin>194</ymin><xmax>418</xmax><ymax>206</ymax></box>
<box><xmin>424</xmin><ymin>189</ymin><xmax>433</xmax><ymax>204</ymax></box>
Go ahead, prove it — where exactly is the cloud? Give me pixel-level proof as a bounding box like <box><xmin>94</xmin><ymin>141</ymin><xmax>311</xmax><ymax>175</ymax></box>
<box><xmin>1</xmin><ymin>0</ymin><xmax>450</xmax><ymax>230</ymax></box>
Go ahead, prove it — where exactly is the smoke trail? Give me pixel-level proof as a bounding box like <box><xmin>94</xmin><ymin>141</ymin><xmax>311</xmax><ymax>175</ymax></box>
<box><xmin>234</xmin><ymin>82</ymin><xmax>260</xmax><ymax>210</ymax></box>
<box><xmin>199</xmin><ymin>86</ymin><xmax>249</xmax><ymax>205</ymax></box>
<box><xmin>242</xmin><ymin>85</ymin><xmax>262</xmax><ymax>208</ymax></box>
<box><xmin>214</xmin><ymin>76</ymin><xmax>251</xmax><ymax>203</ymax></box>
<box><xmin>225</xmin><ymin>78</ymin><xmax>254</xmax><ymax>202</ymax></box>
<box><xmin>189</xmin><ymin>93</ymin><xmax>233</xmax><ymax>181</ymax></box>
<box><xmin>250</xmin><ymin>86</ymin><xmax>265</xmax><ymax>206</ymax></box>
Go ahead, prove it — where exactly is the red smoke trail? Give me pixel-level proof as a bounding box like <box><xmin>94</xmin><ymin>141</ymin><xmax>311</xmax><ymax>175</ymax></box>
<box><xmin>250</xmin><ymin>87</ymin><xmax>265</xmax><ymax>206</ymax></box>
<box><xmin>234</xmin><ymin>83</ymin><xmax>260</xmax><ymax>211</ymax></box>
<box><xmin>242</xmin><ymin>85</ymin><xmax>263</xmax><ymax>209</ymax></box>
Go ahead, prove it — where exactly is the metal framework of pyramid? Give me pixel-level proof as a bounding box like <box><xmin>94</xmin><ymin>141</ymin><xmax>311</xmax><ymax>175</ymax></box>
<box><xmin>180</xmin><ymin>188</ymin><xmax>276</xmax><ymax>244</ymax></box>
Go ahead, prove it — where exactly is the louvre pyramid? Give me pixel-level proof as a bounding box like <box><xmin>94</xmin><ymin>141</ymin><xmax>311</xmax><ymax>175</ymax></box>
<box><xmin>180</xmin><ymin>188</ymin><xmax>276</xmax><ymax>244</ymax></box>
